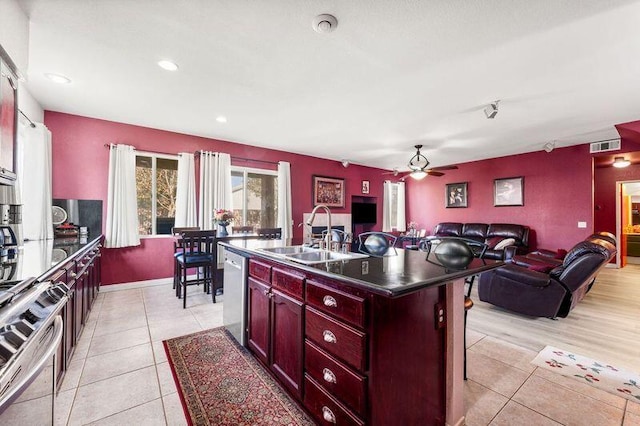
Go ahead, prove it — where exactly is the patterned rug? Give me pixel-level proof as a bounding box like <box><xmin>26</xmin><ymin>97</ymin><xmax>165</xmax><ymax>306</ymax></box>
<box><xmin>532</xmin><ymin>346</ymin><xmax>640</xmax><ymax>402</ymax></box>
<box><xmin>163</xmin><ymin>327</ymin><xmax>314</xmax><ymax>426</ymax></box>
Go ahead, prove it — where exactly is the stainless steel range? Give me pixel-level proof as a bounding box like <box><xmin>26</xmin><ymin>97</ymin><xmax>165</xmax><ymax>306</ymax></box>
<box><xmin>0</xmin><ymin>274</ymin><xmax>68</xmax><ymax>424</ymax></box>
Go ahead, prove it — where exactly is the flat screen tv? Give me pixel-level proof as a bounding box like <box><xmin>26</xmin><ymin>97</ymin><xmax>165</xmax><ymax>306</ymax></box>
<box><xmin>352</xmin><ymin>202</ymin><xmax>376</xmax><ymax>224</ymax></box>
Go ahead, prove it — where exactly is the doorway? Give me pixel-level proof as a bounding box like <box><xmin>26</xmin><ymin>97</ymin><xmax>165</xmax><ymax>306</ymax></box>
<box><xmin>616</xmin><ymin>180</ymin><xmax>640</xmax><ymax>267</ymax></box>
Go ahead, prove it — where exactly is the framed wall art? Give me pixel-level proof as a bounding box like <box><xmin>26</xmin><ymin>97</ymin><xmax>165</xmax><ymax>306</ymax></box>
<box><xmin>494</xmin><ymin>176</ymin><xmax>524</xmax><ymax>206</ymax></box>
<box><xmin>313</xmin><ymin>175</ymin><xmax>345</xmax><ymax>207</ymax></box>
<box><xmin>362</xmin><ymin>180</ymin><xmax>370</xmax><ymax>194</ymax></box>
<box><xmin>445</xmin><ymin>182</ymin><xmax>468</xmax><ymax>208</ymax></box>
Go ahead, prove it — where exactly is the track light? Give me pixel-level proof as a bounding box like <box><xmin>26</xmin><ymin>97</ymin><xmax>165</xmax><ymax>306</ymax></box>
<box><xmin>484</xmin><ymin>100</ymin><xmax>499</xmax><ymax>119</ymax></box>
<box><xmin>612</xmin><ymin>157</ymin><xmax>630</xmax><ymax>168</ymax></box>
<box><xmin>543</xmin><ymin>141</ymin><xmax>555</xmax><ymax>153</ymax></box>
<box><xmin>341</xmin><ymin>160</ymin><xmax>349</xmax><ymax>168</ymax></box>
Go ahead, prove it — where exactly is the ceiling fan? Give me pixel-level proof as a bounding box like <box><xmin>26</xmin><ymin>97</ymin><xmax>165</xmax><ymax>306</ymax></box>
<box><xmin>384</xmin><ymin>145</ymin><xmax>458</xmax><ymax>180</ymax></box>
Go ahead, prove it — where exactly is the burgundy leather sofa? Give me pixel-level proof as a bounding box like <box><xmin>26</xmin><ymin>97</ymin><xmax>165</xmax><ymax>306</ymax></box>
<box><xmin>477</xmin><ymin>233</ymin><xmax>616</xmax><ymax>318</ymax></box>
<box><xmin>430</xmin><ymin>222</ymin><xmax>530</xmax><ymax>260</ymax></box>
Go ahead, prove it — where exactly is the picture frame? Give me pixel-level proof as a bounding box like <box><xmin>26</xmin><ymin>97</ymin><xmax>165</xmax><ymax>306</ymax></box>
<box><xmin>445</xmin><ymin>182</ymin><xmax>468</xmax><ymax>208</ymax></box>
<box><xmin>313</xmin><ymin>175</ymin><xmax>345</xmax><ymax>207</ymax></box>
<box><xmin>494</xmin><ymin>176</ymin><xmax>524</xmax><ymax>206</ymax></box>
<box><xmin>362</xmin><ymin>180</ymin><xmax>370</xmax><ymax>194</ymax></box>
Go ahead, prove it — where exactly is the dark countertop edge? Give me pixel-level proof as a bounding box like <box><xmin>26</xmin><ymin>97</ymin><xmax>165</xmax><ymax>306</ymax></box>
<box><xmin>38</xmin><ymin>236</ymin><xmax>103</xmax><ymax>282</ymax></box>
<box><xmin>220</xmin><ymin>242</ymin><xmax>502</xmax><ymax>298</ymax></box>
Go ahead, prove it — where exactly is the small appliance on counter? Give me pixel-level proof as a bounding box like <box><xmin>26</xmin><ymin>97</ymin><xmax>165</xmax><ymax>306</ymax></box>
<box><xmin>0</xmin><ymin>226</ymin><xmax>17</xmax><ymax>258</ymax></box>
<box><xmin>54</xmin><ymin>223</ymin><xmax>79</xmax><ymax>238</ymax></box>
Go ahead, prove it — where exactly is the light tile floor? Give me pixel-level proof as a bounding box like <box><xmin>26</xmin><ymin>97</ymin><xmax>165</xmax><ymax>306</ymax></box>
<box><xmin>49</xmin><ymin>281</ymin><xmax>639</xmax><ymax>425</ymax></box>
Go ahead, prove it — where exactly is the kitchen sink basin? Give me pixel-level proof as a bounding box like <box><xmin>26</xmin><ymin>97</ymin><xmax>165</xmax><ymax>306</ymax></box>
<box><xmin>258</xmin><ymin>246</ymin><xmax>368</xmax><ymax>264</ymax></box>
<box><xmin>258</xmin><ymin>245</ymin><xmax>316</xmax><ymax>255</ymax></box>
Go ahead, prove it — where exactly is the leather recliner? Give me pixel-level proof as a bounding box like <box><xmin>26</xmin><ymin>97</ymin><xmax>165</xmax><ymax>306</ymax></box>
<box><xmin>478</xmin><ymin>238</ymin><xmax>616</xmax><ymax>318</ymax></box>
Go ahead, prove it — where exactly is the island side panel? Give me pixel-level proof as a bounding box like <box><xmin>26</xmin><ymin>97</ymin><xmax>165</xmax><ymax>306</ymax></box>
<box><xmin>369</xmin><ymin>285</ymin><xmax>446</xmax><ymax>425</ymax></box>
<box><xmin>446</xmin><ymin>279</ymin><xmax>465</xmax><ymax>426</ymax></box>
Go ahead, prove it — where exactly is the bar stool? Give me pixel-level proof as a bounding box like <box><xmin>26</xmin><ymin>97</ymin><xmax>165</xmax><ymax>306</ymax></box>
<box><xmin>171</xmin><ymin>227</ymin><xmax>200</xmax><ymax>291</ymax></box>
<box><xmin>175</xmin><ymin>230</ymin><xmax>217</xmax><ymax>308</ymax></box>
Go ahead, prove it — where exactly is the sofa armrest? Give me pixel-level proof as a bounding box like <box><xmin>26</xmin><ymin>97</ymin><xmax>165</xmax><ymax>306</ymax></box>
<box><xmin>493</xmin><ymin>264</ymin><xmax>551</xmax><ymax>288</ymax></box>
<box><xmin>503</xmin><ymin>245</ymin><xmax>518</xmax><ymax>261</ymax></box>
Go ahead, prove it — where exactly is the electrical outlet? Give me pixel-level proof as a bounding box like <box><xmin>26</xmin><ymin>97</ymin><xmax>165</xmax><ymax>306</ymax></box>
<box><xmin>578</xmin><ymin>221</ymin><xmax>587</xmax><ymax>228</ymax></box>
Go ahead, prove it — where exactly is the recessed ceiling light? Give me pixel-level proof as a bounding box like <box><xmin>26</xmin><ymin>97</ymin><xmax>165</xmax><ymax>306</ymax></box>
<box><xmin>157</xmin><ymin>60</ymin><xmax>179</xmax><ymax>71</ymax></box>
<box><xmin>45</xmin><ymin>73</ymin><xmax>71</xmax><ymax>84</ymax></box>
<box><xmin>216</xmin><ymin>116</ymin><xmax>227</xmax><ymax>123</ymax></box>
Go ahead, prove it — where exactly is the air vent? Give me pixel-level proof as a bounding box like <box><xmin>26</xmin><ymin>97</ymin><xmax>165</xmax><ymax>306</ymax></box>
<box><xmin>590</xmin><ymin>139</ymin><xmax>620</xmax><ymax>153</ymax></box>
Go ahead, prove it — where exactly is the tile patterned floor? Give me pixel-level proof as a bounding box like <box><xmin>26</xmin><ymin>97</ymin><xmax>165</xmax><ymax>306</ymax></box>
<box><xmin>46</xmin><ymin>281</ymin><xmax>639</xmax><ymax>425</ymax></box>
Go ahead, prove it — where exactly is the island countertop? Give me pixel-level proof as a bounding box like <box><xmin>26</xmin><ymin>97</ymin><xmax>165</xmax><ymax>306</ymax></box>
<box><xmin>219</xmin><ymin>238</ymin><xmax>503</xmax><ymax>298</ymax></box>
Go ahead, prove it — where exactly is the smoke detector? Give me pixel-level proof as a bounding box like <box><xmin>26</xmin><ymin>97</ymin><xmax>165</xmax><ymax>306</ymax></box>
<box><xmin>313</xmin><ymin>14</ymin><xmax>338</xmax><ymax>33</ymax></box>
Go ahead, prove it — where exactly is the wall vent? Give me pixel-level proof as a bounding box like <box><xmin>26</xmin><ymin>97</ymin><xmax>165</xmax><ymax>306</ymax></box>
<box><xmin>590</xmin><ymin>139</ymin><xmax>620</xmax><ymax>153</ymax></box>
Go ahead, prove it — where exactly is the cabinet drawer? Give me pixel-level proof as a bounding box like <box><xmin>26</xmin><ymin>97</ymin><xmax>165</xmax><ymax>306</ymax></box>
<box><xmin>306</xmin><ymin>307</ymin><xmax>367</xmax><ymax>371</ymax></box>
<box><xmin>304</xmin><ymin>374</ymin><xmax>364</xmax><ymax>426</ymax></box>
<box><xmin>249</xmin><ymin>258</ymin><xmax>272</xmax><ymax>282</ymax></box>
<box><xmin>272</xmin><ymin>267</ymin><xmax>304</xmax><ymax>300</ymax></box>
<box><xmin>307</xmin><ymin>280</ymin><xmax>366</xmax><ymax>328</ymax></box>
<box><xmin>305</xmin><ymin>340</ymin><xmax>367</xmax><ymax>416</ymax></box>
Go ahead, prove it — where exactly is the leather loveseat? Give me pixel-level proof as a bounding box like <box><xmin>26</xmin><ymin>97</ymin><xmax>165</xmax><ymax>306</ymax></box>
<box><xmin>477</xmin><ymin>233</ymin><xmax>616</xmax><ymax>318</ymax></box>
<box><xmin>430</xmin><ymin>222</ymin><xmax>530</xmax><ymax>260</ymax></box>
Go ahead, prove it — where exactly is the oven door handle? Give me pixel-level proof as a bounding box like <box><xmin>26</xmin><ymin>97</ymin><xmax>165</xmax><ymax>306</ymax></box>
<box><xmin>0</xmin><ymin>316</ymin><xmax>63</xmax><ymax>409</ymax></box>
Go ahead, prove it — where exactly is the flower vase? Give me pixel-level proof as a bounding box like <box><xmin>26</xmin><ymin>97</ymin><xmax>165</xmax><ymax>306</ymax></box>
<box><xmin>218</xmin><ymin>224</ymin><xmax>229</xmax><ymax>237</ymax></box>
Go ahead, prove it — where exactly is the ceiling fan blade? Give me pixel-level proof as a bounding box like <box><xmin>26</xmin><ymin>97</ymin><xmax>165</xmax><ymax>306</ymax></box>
<box><xmin>426</xmin><ymin>170</ymin><xmax>445</xmax><ymax>177</ymax></box>
<box><xmin>429</xmin><ymin>165</ymin><xmax>458</xmax><ymax>171</ymax></box>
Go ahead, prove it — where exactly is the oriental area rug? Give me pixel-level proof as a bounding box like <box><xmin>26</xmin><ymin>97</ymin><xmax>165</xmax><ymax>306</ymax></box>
<box><xmin>532</xmin><ymin>346</ymin><xmax>640</xmax><ymax>403</ymax></box>
<box><xmin>163</xmin><ymin>327</ymin><xmax>314</xmax><ymax>426</ymax></box>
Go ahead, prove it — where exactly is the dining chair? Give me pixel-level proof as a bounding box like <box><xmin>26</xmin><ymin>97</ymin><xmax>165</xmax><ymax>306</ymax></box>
<box><xmin>171</xmin><ymin>227</ymin><xmax>200</xmax><ymax>290</ymax></box>
<box><xmin>175</xmin><ymin>230</ymin><xmax>217</xmax><ymax>308</ymax></box>
<box><xmin>257</xmin><ymin>227</ymin><xmax>282</xmax><ymax>239</ymax></box>
<box><xmin>232</xmin><ymin>225</ymin><xmax>254</xmax><ymax>234</ymax></box>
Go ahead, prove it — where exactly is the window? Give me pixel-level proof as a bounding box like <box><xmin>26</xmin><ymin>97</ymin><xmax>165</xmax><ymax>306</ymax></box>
<box><xmin>231</xmin><ymin>167</ymin><xmax>278</xmax><ymax>229</ymax></box>
<box><xmin>136</xmin><ymin>154</ymin><xmax>178</xmax><ymax>235</ymax></box>
<box><xmin>383</xmin><ymin>181</ymin><xmax>406</xmax><ymax>232</ymax></box>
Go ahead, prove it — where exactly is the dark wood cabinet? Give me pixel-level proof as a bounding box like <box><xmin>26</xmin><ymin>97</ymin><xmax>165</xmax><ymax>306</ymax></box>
<box><xmin>41</xmin><ymin>238</ymin><xmax>103</xmax><ymax>391</ymax></box>
<box><xmin>247</xmin><ymin>260</ymin><xmax>305</xmax><ymax>398</ymax></box>
<box><xmin>247</xmin><ymin>277</ymin><xmax>270</xmax><ymax>365</ymax></box>
<box><xmin>246</xmin><ymin>255</ymin><xmax>446</xmax><ymax>425</ymax></box>
<box><xmin>270</xmin><ymin>289</ymin><xmax>304</xmax><ymax>398</ymax></box>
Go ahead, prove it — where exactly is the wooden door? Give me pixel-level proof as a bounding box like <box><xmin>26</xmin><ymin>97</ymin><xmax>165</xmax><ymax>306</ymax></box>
<box><xmin>271</xmin><ymin>289</ymin><xmax>304</xmax><ymax>398</ymax></box>
<box><xmin>247</xmin><ymin>277</ymin><xmax>270</xmax><ymax>365</ymax></box>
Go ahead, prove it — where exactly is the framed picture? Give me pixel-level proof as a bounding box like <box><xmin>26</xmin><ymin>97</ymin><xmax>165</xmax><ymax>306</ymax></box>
<box><xmin>445</xmin><ymin>182</ymin><xmax>468</xmax><ymax>208</ymax></box>
<box><xmin>362</xmin><ymin>180</ymin><xmax>370</xmax><ymax>194</ymax></box>
<box><xmin>494</xmin><ymin>176</ymin><xmax>524</xmax><ymax>206</ymax></box>
<box><xmin>313</xmin><ymin>175</ymin><xmax>345</xmax><ymax>207</ymax></box>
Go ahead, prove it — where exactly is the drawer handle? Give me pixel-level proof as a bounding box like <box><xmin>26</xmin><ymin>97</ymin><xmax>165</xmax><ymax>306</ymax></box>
<box><xmin>323</xmin><ymin>295</ymin><xmax>337</xmax><ymax>308</ymax></box>
<box><xmin>322</xmin><ymin>368</ymin><xmax>337</xmax><ymax>384</ymax></box>
<box><xmin>322</xmin><ymin>330</ymin><xmax>337</xmax><ymax>344</ymax></box>
<box><xmin>322</xmin><ymin>406</ymin><xmax>336</xmax><ymax>424</ymax></box>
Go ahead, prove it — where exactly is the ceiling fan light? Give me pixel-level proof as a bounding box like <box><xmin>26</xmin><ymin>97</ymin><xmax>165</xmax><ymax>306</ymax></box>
<box><xmin>612</xmin><ymin>157</ymin><xmax>630</xmax><ymax>168</ymax></box>
<box><xmin>410</xmin><ymin>171</ymin><xmax>427</xmax><ymax>180</ymax></box>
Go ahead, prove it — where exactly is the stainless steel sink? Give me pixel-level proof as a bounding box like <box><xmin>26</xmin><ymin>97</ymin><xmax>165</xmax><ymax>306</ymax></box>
<box><xmin>258</xmin><ymin>245</ymin><xmax>316</xmax><ymax>255</ymax></box>
<box><xmin>258</xmin><ymin>246</ymin><xmax>368</xmax><ymax>264</ymax></box>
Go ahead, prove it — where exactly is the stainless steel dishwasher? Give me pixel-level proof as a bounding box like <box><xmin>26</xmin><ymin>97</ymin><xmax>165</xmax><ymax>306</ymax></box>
<box><xmin>222</xmin><ymin>248</ymin><xmax>248</xmax><ymax>346</ymax></box>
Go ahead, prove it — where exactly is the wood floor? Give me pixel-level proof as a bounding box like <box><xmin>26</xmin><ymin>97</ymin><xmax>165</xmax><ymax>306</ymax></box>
<box><xmin>467</xmin><ymin>264</ymin><xmax>640</xmax><ymax>372</ymax></box>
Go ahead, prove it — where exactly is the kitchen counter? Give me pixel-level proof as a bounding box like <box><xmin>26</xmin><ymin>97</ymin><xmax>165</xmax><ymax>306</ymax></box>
<box><xmin>220</xmin><ymin>238</ymin><xmax>502</xmax><ymax>297</ymax></box>
<box><xmin>1</xmin><ymin>236</ymin><xmax>102</xmax><ymax>285</ymax></box>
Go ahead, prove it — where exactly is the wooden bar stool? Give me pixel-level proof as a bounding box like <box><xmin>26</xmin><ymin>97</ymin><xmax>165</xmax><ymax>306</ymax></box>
<box><xmin>175</xmin><ymin>230</ymin><xmax>217</xmax><ymax>308</ymax></box>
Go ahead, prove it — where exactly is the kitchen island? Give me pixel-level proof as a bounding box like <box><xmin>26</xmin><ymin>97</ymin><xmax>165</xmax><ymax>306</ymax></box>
<box><xmin>219</xmin><ymin>238</ymin><xmax>502</xmax><ymax>426</ymax></box>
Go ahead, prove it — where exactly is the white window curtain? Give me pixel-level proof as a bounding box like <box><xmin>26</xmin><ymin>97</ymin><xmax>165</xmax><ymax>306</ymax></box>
<box><xmin>382</xmin><ymin>181</ymin><xmax>406</xmax><ymax>232</ymax></box>
<box><xmin>277</xmin><ymin>161</ymin><xmax>293</xmax><ymax>239</ymax></box>
<box><xmin>174</xmin><ymin>152</ymin><xmax>197</xmax><ymax>227</ymax></box>
<box><xmin>105</xmin><ymin>144</ymin><xmax>140</xmax><ymax>248</ymax></box>
<box><xmin>198</xmin><ymin>151</ymin><xmax>232</xmax><ymax>230</ymax></box>
<box><xmin>17</xmin><ymin>122</ymin><xmax>53</xmax><ymax>240</ymax></box>
<box><xmin>396</xmin><ymin>181</ymin><xmax>406</xmax><ymax>232</ymax></box>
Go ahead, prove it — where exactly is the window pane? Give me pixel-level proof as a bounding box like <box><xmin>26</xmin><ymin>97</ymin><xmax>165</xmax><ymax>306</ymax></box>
<box><xmin>390</xmin><ymin>184</ymin><xmax>399</xmax><ymax>229</ymax></box>
<box><xmin>232</xmin><ymin>171</ymin><xmax>245</xmax><ymax>225</ymax></box>
<box><xmin>156</xmin><ymin>158</ymin><xmax>178</xmax><ymax>234</ymax></box>
<box><xmin>136</xmin><ymin>156</ymin><xmax>152</xmax><ymax>235</ymax></box>
<box><xmin>246</xmin><ymin>173</ymin><xmax>277</xmax><ymax>228</ymax></box>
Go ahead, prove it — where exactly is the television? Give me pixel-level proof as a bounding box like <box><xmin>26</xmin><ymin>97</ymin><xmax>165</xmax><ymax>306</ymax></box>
<box><xmin>352</xmin><ymin>202</ymin><xmax>377</xmax><ymax>224</ymax></box>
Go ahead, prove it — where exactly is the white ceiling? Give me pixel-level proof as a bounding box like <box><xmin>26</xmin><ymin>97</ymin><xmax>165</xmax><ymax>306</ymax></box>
<box><xmin>16</xmin><ymin>0</ymin><xmax>640</xmax><ymax>172</ymax></box>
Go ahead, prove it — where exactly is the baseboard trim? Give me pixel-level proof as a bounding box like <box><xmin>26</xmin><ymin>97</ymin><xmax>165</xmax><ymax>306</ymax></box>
<box><xmin>100</xmin><ymin>276</ymin><xmax>194</xmax><ymax>292</ymax></box>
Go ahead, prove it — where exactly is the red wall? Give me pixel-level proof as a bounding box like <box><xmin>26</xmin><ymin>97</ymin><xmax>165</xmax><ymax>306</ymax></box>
<box><xmin>46</xmin><ymin>112</ymin><xmax>387</xmax><ymax>284</ymax></box>
<box><xmin>405</xmin><ymin>145</ymin><xmax>595</xmax><ymax>252</ymax></box>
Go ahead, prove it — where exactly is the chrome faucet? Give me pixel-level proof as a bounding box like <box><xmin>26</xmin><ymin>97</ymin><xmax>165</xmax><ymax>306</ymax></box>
<box><xmin>306</xmin><ymin>204</ymin><xmax>332</xmax><ymax>250</ymax></box>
